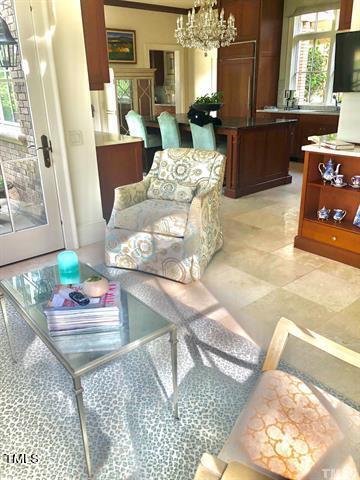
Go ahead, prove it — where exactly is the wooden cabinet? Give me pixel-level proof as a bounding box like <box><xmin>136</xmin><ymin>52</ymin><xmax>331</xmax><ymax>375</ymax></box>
<box><xmin>234</xmin><ymin>122</ymin><xmax>292</xmax><ymax>197</ymax></box>
<box><xmin>221</xmin><ymin>0</ymin><xmax>260</xmax><ymax>42</ymax></box>
<box><xmin>297</xmin><ymin>116</ymin><xmax>339</xmax><ymax>157</ymax></box>
<box><xmin>339</xmin><ymin>0</ymin><xmax>353</xmax><ymax>30</ymax></box>
<box><xmin>218</xmin><ymin>56</ymin><xmax>255</xmax><ymax>118</ymax></box>
<box><xmin>295</xmin><ymin>150</ymin><xmax>360</xmax><ymax>268</ymax></box>
<box><xmin>256</xmin><ymin>0</ymin><xmax>283</xmax><ymax>109</ymax></box>
<box><xmin>218</xmin><ymin>0</ymin><xmax>284</xmax><ymax>116</ymax></box>
<box><xmin>256</xmin><ymin>112</ymin><xmax>339</xmax><ymax>160</ymax></box>
<box><xmin>111</xmin><ymin>67</ymin><xmax>156</xmax><ymax>134</ymax></box>
<box><xmin>95</xmin><ymin>134</ymin><xmax>143</xmax><ymax>222</ymax></box>
<box><xmin>80</xmin><ymin>0</ymin><xmax>110</xmax><ymax>90</ymax></box>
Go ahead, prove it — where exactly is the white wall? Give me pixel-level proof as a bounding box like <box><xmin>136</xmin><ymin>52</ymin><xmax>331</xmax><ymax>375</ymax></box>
<box><xmin>104</xmin><ymin>5</ymin><xmax>216</xmax><ymax>109</ymax></box>
<box><xmin>188</xmin><ymin>49</ymin><xmax>218</xmax><ymax>102</ymax></box>
<box><xmin>352</xmin><ymin>0</ymin><xmax>360</xmax><ymax>28</ymax></box>
<box><xmin>49</xmin><ymin>0</ymin><xmax>105</xmax><ymax>246</ymax></box>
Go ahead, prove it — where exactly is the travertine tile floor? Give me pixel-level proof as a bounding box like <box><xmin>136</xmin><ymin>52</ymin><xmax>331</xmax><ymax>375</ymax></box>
<box><xmin>1</xmin><ymin>162</ymin><xmax>359</xmax><ymax>403</ymax></box>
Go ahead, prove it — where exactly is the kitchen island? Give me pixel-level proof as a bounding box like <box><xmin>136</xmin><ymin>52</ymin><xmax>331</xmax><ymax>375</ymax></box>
<box><xmin>145</xmin><ymin>115</ymin><xmax>297</xmax><ymax>198</ymax></box>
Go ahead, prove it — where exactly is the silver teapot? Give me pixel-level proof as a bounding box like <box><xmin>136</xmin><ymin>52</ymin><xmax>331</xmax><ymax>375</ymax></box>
<box><xmin>318</xmin><ymin>159</ymin><xmax>341</xmax><ymax>183</ymax></box>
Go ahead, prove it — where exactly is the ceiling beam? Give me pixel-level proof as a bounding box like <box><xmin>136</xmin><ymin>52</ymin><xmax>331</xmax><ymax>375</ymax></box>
<box><xmin>104</xmin><ymin>1</ymin><xmax>189</xmax><ymax>15</ymax></box>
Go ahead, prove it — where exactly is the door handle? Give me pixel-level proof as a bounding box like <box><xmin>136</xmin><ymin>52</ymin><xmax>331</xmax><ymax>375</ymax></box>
<box><xmin>27</xmin><ymin>135</ymin><xmax>52</xmax><ymax>168</ymax></box>
<box><xmin>39</xmin><ymin>135</ymin><xmax>52</xmax><ymax>168</ymax></box>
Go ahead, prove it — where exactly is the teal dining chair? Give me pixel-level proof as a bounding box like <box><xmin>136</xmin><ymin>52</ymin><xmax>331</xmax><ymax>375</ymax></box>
<box><xmin>190</xmin><ymin>121</ymin><xmax>226</xmax><ymax>154</ymax></box>
<box><xmin>125</xmin><ymin>110</ymin><xmax>161</xmax><ymax>148</ymax></box>
<box><xmin>157</xmin><ymin>112</ymin><xmax>181</xmax><ymax>149</ymax></box>
<box><xmin>125</xmin><ymin>110</ymin><xmax>161</xmax><ymax>172</ymax></box>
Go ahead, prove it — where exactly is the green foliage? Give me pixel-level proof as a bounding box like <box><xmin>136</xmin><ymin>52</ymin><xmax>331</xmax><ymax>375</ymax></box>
<box><xmin>0</xmin><ymin>74</ymin><xmax>18</xmax><ymax>123</ymax></box>
<box><xmin>305</xmin><ymin>45</ymin><xmax>328</xmax><ymax>101</ymax></box>
<box><xmin>194</xmin><ymin>91</ymin><xmax>224</xmax><ymax>104</ymax></box>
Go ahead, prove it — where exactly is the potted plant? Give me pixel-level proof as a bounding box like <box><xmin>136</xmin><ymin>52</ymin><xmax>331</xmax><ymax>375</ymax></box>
<box><xmin>192</xmin><ymin>92</ymin><xmax>224</xmax><ymax>113</ymax></box>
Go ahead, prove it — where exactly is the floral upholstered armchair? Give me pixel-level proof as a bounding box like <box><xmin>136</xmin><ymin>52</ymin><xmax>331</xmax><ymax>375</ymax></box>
<box><xmin>105</xmin><ymin>148</ymin><xmax>226</xmax><ymax>283</ymax></box>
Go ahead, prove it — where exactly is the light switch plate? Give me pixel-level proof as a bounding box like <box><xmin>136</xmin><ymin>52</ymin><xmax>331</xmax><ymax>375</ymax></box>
<box><xmin>68</xmin><ymin>130</ymin><xmax>84</xmax><ymax>146</ymax></box>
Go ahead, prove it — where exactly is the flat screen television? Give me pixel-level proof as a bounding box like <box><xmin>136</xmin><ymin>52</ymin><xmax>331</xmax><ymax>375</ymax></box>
<box><xmin>333</xmin><ymin>31</ymin><xmax>360</xmax><ymax>92</ymax></box>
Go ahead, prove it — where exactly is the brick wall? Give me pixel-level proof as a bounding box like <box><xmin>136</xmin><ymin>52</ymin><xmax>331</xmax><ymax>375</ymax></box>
<box><xmin>0</xmin><ymin>0</ymin><xmax>43</xmax><ymax>210</ymax></box>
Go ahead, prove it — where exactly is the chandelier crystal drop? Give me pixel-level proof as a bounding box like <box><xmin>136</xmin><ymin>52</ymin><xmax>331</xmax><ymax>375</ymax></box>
<box><xmin>175</xmin><ymin>0</ymin><xmax>237</xmax><ymax>53</ymax></box>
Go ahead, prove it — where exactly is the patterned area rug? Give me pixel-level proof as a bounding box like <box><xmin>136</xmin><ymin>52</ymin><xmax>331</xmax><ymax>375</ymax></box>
<box><xmin>0</xmin><ymin>268</ymin><xmax>357</xmax><ymax>480</ymax></box>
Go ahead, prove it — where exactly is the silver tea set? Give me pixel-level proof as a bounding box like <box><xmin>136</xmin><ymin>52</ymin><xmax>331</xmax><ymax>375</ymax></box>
<box><xmin>318</xmin><ymin>159</ymin><xmax>360</xmax><ymax>188</ymax></box>
<box><xmin>317</xmin><ymin>206</ymin><xmax>347</xmax><ymax>223</ymax></box>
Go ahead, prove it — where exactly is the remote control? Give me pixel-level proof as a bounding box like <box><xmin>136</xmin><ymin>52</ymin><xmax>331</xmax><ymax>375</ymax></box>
<box><xmin>59</xmin><ymin>288</ymin><xmax>90</xmax><ymax>306</ymax></box>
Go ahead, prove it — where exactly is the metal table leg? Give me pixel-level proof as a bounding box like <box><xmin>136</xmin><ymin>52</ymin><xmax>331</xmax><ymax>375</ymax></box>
<box><xmin>170</xmin><ymin>328</ymin><xmax>179</xmax><ymax>419</ymax></box>
<box><xmin>0</xmin><ymin>291</ymin><xmax>17</xmax><ymax>363</ymax></box>
<box><xmin>73</xmin><ymin>377</ymin><xmax>93</xmax><ymax>479</ymax></box>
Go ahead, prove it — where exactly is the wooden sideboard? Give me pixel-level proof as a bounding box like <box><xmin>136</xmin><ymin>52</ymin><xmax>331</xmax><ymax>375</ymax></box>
<box><xmin>256</xmin><ymin>111</ymin><xmax>339</xmax><ymax>161</ymax></box>
<box><xmin>95</xmin><ymin>132</ymin><xmax>143</xmax><ymax>222</ymax></box>
<box><xmin>295</xmin><ymin>146</ymin><xmax>360</xmax><ymax>268</ymax></box>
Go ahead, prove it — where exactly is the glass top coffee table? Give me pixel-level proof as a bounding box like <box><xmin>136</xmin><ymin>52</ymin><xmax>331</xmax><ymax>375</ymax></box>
<box><xmin>0</xmin><ymin>262</ymin><xmax>178</xmax><ymax>479</ymax></box>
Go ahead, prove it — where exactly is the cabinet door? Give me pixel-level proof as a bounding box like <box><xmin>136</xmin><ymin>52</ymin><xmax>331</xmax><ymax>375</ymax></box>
<box><xmin>220</xmin><ymin>0</ymin><xmax>260</xmax><ymax>42</ymax></box>
<box><xmin>117</xmin><ymin>79</ymin><xmax>135</xmax><ymax>134</ymax></box>
<box><xmin>339</xmin><ymin>0</ymin><xmax>353</xmax><ymax>30</ymax></box>
<box><xmin>136</xmin><ymin>79</ymin><xmax>154</xmax><ymax>117</ymax></box>
<box><xmin>218</xmin><ymin>57</ymin><xmax>255</xmax><ymax>117</ymax></box>
<box><xmin>80</xmin><ymin>0</ymin><xmax>109</xmax><ymax>90</ymax></box>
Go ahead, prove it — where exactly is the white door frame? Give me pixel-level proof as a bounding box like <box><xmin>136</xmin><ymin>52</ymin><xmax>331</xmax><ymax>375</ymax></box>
<box><xmin>14</xmin><ymin>0</ymin><xmax>78</xmax><ymax>251</ymax></box>
<box><xmin>144</xmin><ymin>43</ymin><xmax>186</xmax><ymax>113</ymax></box>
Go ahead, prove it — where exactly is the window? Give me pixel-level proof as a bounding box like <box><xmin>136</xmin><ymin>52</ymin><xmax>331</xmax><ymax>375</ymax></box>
<box><xmin>289</xmin><ymin>9</ymin><xmax>339</xmax><ymax>105</ymax></box>
<box><xmin>0</xmin><ymin>67</ymin><xmax>19</xmax><ymax>125</ymax></box>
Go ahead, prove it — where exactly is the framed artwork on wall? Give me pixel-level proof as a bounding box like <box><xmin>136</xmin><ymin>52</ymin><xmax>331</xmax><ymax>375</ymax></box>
<box><xmin>106</xmin><ymin>29</ymin><xmax>137</xmax><ymax>64</ymax></box>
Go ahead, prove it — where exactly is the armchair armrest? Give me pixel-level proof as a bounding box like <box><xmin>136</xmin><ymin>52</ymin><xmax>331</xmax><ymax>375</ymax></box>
<box><xmin>194</xmin><ymin>454</ymin><xmax>227</xmax><ymax>480</ymax></box>
<box><xmin>263</xmin><ymin>317</ymin><xmax>360</xmax><ymax>372</ymax></box>
<box><xmin>193</xmin><ymin>454</ymin><xmax>271</xmax><ymax>480</ymax></box>
<box><xmin>113</xmin><ymin>179</ymin><xmax>149</xmax><ymax>211</ymax></box>
<box><xmin>187</xmin><ymin>186</ymin><xmax>218</xmax><ymax>223</ymax></box>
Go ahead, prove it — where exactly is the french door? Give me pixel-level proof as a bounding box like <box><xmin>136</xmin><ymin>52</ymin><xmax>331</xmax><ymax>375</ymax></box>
<box><xmin>0</xmin><ymin>0</ymin><xmax>64</xmax><ymax>266</ymax></box>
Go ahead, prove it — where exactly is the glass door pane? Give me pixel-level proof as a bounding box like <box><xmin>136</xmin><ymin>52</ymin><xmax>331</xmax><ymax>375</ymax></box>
<box><xmin>117</xmin><ymin>79</ymin><xmax>134</xmax><ymax>134</ymax></box>
<box><xmin>0</xmin><ymin>154</ymin><xmax>47</xmax><ymax>235</ymax></box>
<box><xmin>0</xmin><ymin>164</ymin><xmax>13</xmax><ymax>235</ymax></box>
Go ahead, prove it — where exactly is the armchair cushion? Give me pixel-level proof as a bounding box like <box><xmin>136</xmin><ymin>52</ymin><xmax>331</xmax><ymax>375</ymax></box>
<box><xmin>147</xmin><ymin>177</ymin><xmax>196</xmax><ymax>203</ymax></box>
<box><xmin>220</xmin><ymin>369</ymin><xmax>360</xmax><ymax>480</ymax></box>
<box><xmin>113</xmin><ymin>199</ymin><xmax>190</xmax><ymax>238</ymax></box>
<box><xmin>149</xmin><ymin>148</ymin><xmax>224</xmax><ymax>196</ymax></box>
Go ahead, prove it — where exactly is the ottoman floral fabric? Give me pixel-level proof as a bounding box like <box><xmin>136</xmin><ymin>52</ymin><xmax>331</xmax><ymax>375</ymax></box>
<box><xmin>105</xmin><ymin>148</ymin><xmax>226</xmax><ymax>283</ymax></box>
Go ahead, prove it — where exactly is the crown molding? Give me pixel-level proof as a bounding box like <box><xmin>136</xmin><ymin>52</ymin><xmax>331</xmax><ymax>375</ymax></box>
<box><xmin>104</xmin><ymin>1</ymin><xmax>189</xmax><ymax>15</ymax></box>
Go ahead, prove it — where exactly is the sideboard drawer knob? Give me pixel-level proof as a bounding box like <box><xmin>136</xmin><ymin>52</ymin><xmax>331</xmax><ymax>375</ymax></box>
<box><xmin>331</xmin><ymin>236</ymin><xmax>337</xmax><ymax>241</ymax></box>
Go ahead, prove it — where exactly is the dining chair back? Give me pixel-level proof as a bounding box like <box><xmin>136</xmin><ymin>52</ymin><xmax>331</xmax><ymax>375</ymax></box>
<box><xmin>190</xmin><ymin>122</ymin><xmax>217</xmax><ymax>151</ymax></box>
<box><xmin>158</xmin><ymin>112</ymin><xmax>181</xmax><ymax>149</ymax></box>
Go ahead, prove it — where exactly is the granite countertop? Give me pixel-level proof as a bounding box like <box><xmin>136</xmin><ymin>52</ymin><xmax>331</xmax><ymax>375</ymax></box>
<box><xmin>145</xmin><ymin>114</ymin><xmax>297</xmax><ymax>130</ymax></box>
<box><xmin>257</xmin><ymin>108</ymin><xmax>340</xmax><ymax>116</ymax></box>
<box><xmin>95</xmin><ymin>131</ymin><xmax>142</xmax><ymax>147</ymax></box>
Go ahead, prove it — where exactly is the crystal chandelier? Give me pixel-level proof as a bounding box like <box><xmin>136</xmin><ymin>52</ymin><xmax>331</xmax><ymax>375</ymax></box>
<box><xmin>175</xmin><ymin>0</ymin><xmax>237</xmax><ymax>53</ymax></box>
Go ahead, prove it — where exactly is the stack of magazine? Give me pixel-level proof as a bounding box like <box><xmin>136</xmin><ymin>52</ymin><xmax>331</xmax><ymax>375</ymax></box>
<box><xmin>44</xmin><ymin>283</ymin><xmax>123</xmax><ymax>353</ymax></box>
<box><xmin>320</xmin><ymin>138</ymin><xmax>355</xmax><ymax>151</ymax></box>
